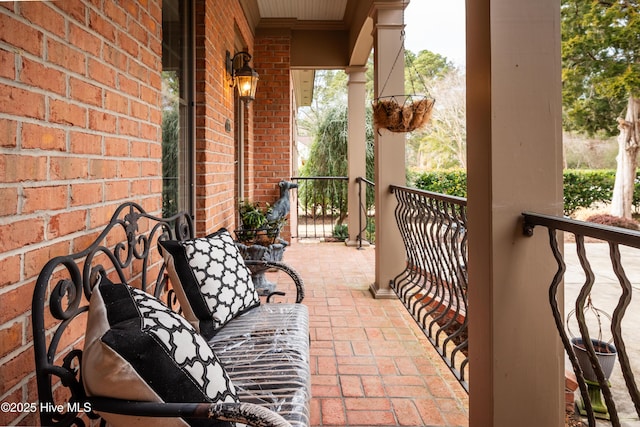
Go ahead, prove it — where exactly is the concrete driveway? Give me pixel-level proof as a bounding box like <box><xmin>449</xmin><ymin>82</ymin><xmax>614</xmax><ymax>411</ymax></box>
<box><xmin>564</xmin><ymin>242</ymin><xmax>640</xmax><ymax>426</ymax></box>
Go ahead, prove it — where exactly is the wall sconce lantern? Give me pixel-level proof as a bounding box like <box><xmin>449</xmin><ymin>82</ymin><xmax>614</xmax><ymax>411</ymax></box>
<box><xmin>226</xmin><ymin>51</ymin><xmax>259</xmax><ymax>103</ymax></box>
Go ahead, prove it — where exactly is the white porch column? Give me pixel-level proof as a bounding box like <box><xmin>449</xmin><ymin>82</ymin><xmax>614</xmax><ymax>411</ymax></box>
<box><xmin>370</xmin><ymin>2</ymin><xmax>406</xmax><ymax>298</ymax></box>
<box><xmin>467</xmin><ymin>0</ymin><xmax>564</xmax><ymax>426</ymax></box>
<box><xmin>345</xmin><ymin>66</ymin><xmax>369</xmax><ymax>248</ymax></box>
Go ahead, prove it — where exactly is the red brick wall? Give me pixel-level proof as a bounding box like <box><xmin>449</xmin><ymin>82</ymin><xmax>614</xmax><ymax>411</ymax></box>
<box><xmin>0</xmin><ymin>1</ymin><xmax>279</xmax><ymax>424</ymax></box>
<box><xmin>253</xmin><ymin>35</ymin><xmax>294</xmax><ymax>238</ymax></box>
<box><xmin>193</xmin><ymin>0</ymin><xmax>254</xmax><ymax>235</ymax></box>
<box><xmin>0</xmin><ymin>2</ymin><xmax>163</xmax><ymax>424</ymax></box>
<box><xmin>244</xmin><ymin>103</ymin><xmax>256</xmax><ymax>202</ymax></box>
<box><xmin>0</xmin><ymin>2</ymin><xmax>164</xmax><ymax>423</ymax></box>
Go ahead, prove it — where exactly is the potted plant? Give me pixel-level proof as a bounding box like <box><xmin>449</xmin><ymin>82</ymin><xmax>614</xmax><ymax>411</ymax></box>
<box><xmin>234</xmin><ymin>201</ymin><xmax>285</xmax><ymax>246</ymax></box>
<box><xmin>234</xmin><ymin>201</ymin><xmax>287</xmax><ymax>295</ymax></box>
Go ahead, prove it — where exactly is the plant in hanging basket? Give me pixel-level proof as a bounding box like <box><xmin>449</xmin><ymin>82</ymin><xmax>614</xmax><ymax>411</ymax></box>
<box><xmin>373</xmin><ymin>96</ymin><xmax>435</xmax><ymax>133</ymax></box>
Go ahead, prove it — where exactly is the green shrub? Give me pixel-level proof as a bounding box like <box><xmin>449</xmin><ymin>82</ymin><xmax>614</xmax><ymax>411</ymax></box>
<box><xmin>332</xmin><ymin>223</ymin><xmax>348</xmax><ymax>241</ymax></box>
<box><xmin>411</xmin><ymin>169</ymin><xmax>640</xmax><ymax>215</ymax></box>
<box><xmin>562</xmin><ymin>169</ymin><xmax>616</xmax><ymax>215</ymax></box>
<box><xmin>412</xmin><ymin>170</ymin><xmax>467</xmax><ymax>198</ymax></box>
<box><xmin>365</xmin><ymin>219</ymin><xmax>376</xmax><ymax>244</ymax></box>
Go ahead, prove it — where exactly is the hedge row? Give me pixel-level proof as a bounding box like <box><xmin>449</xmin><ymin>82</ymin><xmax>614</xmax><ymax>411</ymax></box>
<box><xmin>563</xmin><ymin>170</ymin><xmax>616</xmax><ymax>215</ymax></box>
<box><xmin>411</xmin><ymin>170</ymin><xmax>467</xmax><ymax>198</ymax></box>
<box><xmin>410</xmin><ymin>169</ymin><xmax>640</xmax><ymax>215</ymax></box>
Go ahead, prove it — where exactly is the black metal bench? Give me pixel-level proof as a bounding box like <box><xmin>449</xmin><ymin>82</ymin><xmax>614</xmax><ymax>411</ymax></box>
<box><xmin>32</xmin><ymin>202</ymin><xmax>310</xmax><ymax>427</ymax></box>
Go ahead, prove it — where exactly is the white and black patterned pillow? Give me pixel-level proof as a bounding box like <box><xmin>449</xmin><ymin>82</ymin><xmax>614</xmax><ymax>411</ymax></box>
<box><xmin>82</xmin><ymin>276</ymin><xmax>238</xmax><ymax>427</ymax></box>
<box><xmin>159</xmin><ymin>228</ymin><xmax>260</xmax><ymax>338</ymax></box>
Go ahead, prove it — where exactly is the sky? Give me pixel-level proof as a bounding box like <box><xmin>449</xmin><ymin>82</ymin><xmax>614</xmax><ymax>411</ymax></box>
<box><xmin>403</xmin><ymin>0</ymin><xmax>466</xmax><ymax>67</ymax></box>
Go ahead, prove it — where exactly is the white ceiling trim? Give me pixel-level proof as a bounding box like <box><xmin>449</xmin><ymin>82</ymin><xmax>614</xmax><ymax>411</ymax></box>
<box><xmin>257</xmin><ymin>0</ymin><xmax>348</xmax><ymax>21</ymax></box>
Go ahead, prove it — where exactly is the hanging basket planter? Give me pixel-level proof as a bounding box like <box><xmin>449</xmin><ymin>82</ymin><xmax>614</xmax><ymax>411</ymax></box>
<box><xmin>373</xmin><ymin>95</ymin><xmax>435</xmax><ymax>133</ymax></box>
<box><xmin>566</xmin><ymin>302</ymin><xmax>617</xmax><ymax>382</ymax></box>
<box><xmin>372</xmin><ymin>0</ymin><xmax>436</xmax><ymax>134</ymax></box>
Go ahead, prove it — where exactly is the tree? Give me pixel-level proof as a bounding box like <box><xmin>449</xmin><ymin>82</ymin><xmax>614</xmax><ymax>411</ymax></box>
<box><xmin>365</xmin><ymin>49</ymin><xmax>456</xmax><ymax>102</ymax></box>
<box><xmin>406</xmin><ymin>68</ymin><xmax>466</xmax><ymax>170</ymax></box>
<box><xmin>407</xmin><ymin>49</ymin><xmax>455</xmax><ymax>85</ymax></box>
<box><xmin>297</xmin><ymin>70</ymin><xmax>348</xmax><ymax>137</ymax></box>
<box><xmin>391</xmin><ymin>51</ymin><xmax>463</xmax><ymax>171</ymax></box>
<box><xmin>562</xmin><ymin>0</ymin><xmax>640</xmax><ymax>218</ymax></box>
<box><xmin>299</xmin><ymin>104</ymin><xmax>375</xmax><ymax>223</ymax></box>
<box><xmin>161</xmin><ymin>71</ymin><xmax>180</xmax><ymax>217</ymax></box>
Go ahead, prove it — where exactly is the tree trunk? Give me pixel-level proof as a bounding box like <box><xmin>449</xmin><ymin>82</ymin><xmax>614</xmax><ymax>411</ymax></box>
<box><xmin>610</xmin><ymin>96</ymin><xmax>640</xmax><ymax>219</ymax></box>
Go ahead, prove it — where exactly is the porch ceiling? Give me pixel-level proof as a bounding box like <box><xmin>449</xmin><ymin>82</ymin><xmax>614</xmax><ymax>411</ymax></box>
<box><xmin>257</xmin><ymin>0</ymin><xmax>348</xmax><ymax>21</ymax></box>
<box><xmin>240</xmin><ymin>0</ymin><xmax>357</xmax><ymax>31</ymax></box>
<box><xmin>239</xmin><ymin>0</ymin><xmax>387</xmax><ymax>106</ymax></box>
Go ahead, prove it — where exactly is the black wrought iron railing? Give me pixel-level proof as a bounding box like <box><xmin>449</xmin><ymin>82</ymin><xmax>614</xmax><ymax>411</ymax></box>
<box><xmin>389</xmin><ymin>185</ymin><xmax>469</xmax><ymax>391</ymax></box>
<box><xmin>523</xmin><ymin>212</ymin><xmax>640</xmax><ymax>427</ymax></box>
<box><xmin>356</xmin><ymin>176</ymin><xmax>375</xmax><ymax>247</ymax></box>
<box><xmin>291</xmin><ymin>176</ymin><xmax>349</xmax><ymax>240</ymax></box>
<box><xmin>290</xmin><ymin>176</ymin><xmax>375</xmax><ymax>246</ymax></box>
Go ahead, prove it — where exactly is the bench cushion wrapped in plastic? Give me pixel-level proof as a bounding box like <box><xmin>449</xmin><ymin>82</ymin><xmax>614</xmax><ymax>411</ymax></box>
<box><xmin>209</xmin><ymin>304</ymin><xmax>311</xmax><ymax>427</ymax></box>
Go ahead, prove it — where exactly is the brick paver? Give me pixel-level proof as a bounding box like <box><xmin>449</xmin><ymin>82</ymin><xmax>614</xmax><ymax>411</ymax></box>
<box><xmin>283</xmin><ymin>241</ymin><xmax>469</xmax><ymax>427</ymax></box>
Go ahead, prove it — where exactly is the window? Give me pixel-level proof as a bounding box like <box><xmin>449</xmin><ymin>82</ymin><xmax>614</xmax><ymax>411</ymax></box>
<box><xmin>162</xmin><ymin>0</ymin><xmax>193</xmax><ymax>218</ymax></box>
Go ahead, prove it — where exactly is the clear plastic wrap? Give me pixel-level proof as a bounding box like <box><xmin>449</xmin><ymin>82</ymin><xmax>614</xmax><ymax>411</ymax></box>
<box><xmin>209</xmin><ymin>304</ymin><xmax>311</xmax><ymax>427</ymax></box>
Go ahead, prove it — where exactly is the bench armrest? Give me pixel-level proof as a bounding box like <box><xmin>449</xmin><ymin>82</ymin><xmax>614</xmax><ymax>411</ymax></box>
<box><xmin>90</xmin><ymin>398</ymin><xmax>292</xmax><ymax>427</ymax></box>
<box><xmin>243</xmin><ymin>260</ymin><xmax>304</xmax><ymax>303</ymax></box>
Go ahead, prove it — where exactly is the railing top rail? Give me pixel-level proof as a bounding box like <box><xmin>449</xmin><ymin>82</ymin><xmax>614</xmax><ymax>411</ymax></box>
<box><xmin>291</xmin><ymin>176</ymin><xmax>349</xmax><ymax>181</ymax></box>
<box><xmin>390</xmin><ymin>184</ymin><xmax>467</xmax><ymax>206</ymax></box>
<box><xmin>523</xmin><ymin>211</ymin><xmax>640</xmax><ymax>249</ymax></box>
<box><xmin>356</xmin><ymin>176</ymin><xmax>375</xmax><ymax>186</ymax></box>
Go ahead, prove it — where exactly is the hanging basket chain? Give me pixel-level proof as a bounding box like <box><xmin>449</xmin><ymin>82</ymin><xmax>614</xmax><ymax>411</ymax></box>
<box><xmin>566</xmin><ymin>295</ymin><xmax>614</xmax><ymax>346</ymax></box>
<box><xmin>378</xmin><ymin>28</ymin><xmax>407</xmax><ymax>98</ymax></box>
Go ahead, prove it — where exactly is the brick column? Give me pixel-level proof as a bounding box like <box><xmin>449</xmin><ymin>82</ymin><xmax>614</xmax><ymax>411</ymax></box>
<box><xmin>253</xmin><ymin>35</ymin><xmax>294</xmax><ymax>240</ymax></box>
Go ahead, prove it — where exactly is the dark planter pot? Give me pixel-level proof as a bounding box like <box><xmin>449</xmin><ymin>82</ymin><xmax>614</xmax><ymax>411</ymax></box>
<box><xmin>234</xmin><ymin>226</ymin><xmax>282</xmax><ymax>246</ymax></box>
<box><xmin>235</xmin><ymin>240</ymin><xmax>286</xmax><ymax>296</ymax></box>
<box><xmin>571</xmin><ymin>337</ymin><xmax>617</xmax><ymax>382</ymax></box>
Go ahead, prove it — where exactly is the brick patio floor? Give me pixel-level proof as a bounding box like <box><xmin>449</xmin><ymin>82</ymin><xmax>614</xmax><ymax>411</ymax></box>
<box><xmin>282</xmin><ymin>240</ymin><xmax>469</xmax><ymax>427</ymax></box>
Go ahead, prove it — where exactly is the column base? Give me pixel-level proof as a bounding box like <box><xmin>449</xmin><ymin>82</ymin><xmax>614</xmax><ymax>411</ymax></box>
<box><xmin>369</xmin><ymin>283</ymin><xmax>397</xmax><ymax>299</ymax></box>
<box><xmin>345</xmin><ymin>239</ymin><xmax>371</xmax><ymax>248</ymax></box>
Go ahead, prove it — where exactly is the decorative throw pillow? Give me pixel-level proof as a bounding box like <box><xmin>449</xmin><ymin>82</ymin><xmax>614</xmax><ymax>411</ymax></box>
<box><xmin>159</xmin><ymin>228</ymin><xmax>260</xmax><ymax>338</ymax></box>
<box><xmin>82</xmin><ymin>276</ymin><xmax>238</xmax><ymax>427</ymax></box>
